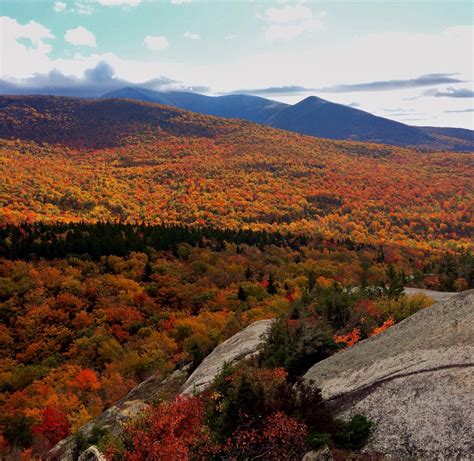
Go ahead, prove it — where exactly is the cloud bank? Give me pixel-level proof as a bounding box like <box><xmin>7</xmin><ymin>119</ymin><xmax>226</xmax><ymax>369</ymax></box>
<box><xmin>424</xmin><ymin>87</ymin><xmax>474</xmax><ymax>98</ymax></box>
<box><xmin>0</xmin><ymin>61</ymin><xmax>201</xmax><ymax>97</ymax></box>
<box><xmin>65</xmin><ymin>26</ymin><xmax>97</xmax><ymax>47</ymax></box>
<box><xmin>318</xmin><ymin>74</ymin><xmax>464</xmax><ymax>93</ymax></box>
<box><xmin>228</xmin><ymin>85</ymin><xmax>314</xmax><ymax>96</ymax></box>
<box><xmin>444</xmin><ymin>108</ymin><xmax>474</xmax><ymax>113</ymax></box>
<box><xmin>227</xmin><ymin>74</ymin><xmax>467</xmax><ymax>98</ymax></box>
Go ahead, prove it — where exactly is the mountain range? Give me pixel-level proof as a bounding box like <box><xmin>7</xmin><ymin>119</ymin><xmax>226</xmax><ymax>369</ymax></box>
<box><xmin>102</xmin><ymin>87</ymin><xmax>473</xmax><ymax>151</ymax></box>
<box><xmin>1</xmin><ymin>94</ymin><xmax>472</xmax><ymax>246</ymax></box>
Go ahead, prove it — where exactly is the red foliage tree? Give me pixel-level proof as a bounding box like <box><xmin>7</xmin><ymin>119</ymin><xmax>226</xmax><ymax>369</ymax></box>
<box><xmin>70</xmin><ymin>369</ymin><xmax>101</xmax><ymax>392</ymax></box>
<box><xmin>32</xmin><ymin>407</ymin><xmax>70</xmax><ymax>451</ymax></box>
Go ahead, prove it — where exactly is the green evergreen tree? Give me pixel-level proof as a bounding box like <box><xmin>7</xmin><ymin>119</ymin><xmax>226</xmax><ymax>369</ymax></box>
<box><xmin>267</xmin><ymin>274</ymin><xmax>277</xmax><ymax>295</ymax></box>
<box><xmin>237</xmin><ymin>286</ymin><xmax>247</xmax><ymax>301</ymax></box>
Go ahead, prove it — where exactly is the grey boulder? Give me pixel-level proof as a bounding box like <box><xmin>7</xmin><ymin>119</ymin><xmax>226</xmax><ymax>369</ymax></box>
<box><xmin>303</xmin><ymin>290</ymin><xmax>474</xmax><ymax>460</ymax></box>
<box><xmin>180</xmin><ymin>319</ymin><xmax>274</xmax><ymax>395</ymax></box>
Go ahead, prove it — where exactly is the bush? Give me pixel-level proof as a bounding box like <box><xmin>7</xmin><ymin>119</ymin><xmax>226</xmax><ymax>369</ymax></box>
<box><xmin>105</xmin><ymin>363</ymin><xmax>374</xmax><ymax>460</ymax></box>
<box><xmin>205</xmin><ymin>364</ymin><xmax>338</xmax><ymax>459</ymax></box>
<box><xmin>308</xmin><ymin>431</ymin><xmax>331</xmax><ymax>449</ymax></box>
<box><xmin>334</xmin><ymin>414</ymin><xmax>373</xmax><ymax>450</ymax></box>
<box><xmin>227</xmin><ymin>412</ymin><xmax>308</xmax><ymax>461</ymax></box>
<box><xmin>107</xmin><ymin>396</ymin><xmax>216</xmax><ymax>461</ymax></box>
<box><xmin>378</xmin><ymin>293</ymin><xmax>433</xmax><ymax>322</ymax></box>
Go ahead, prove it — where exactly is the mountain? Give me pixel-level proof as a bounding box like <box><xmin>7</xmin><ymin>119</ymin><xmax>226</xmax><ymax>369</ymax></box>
<box><xmin>419</xmin><ymin>126</ymin><xmax>474</xmax><ymax>142</ymax></box>
<box><xmin>102</xmin><ymin>87</ymin><xmax>473</xmax><ymax>151</ymax></box>
<box><xmin>0</xmin><ymin>95</ymin><xmax>472</xmax><ymax>249</ymax></box>
<box><xmin>102</xmin><ymin>87</ymin><xmax>287</xmax><ymax>123</ymax></box>
<box><xmin>266</xmin><ymin>96</ymin><xmax>433</xmax><ymax>146</ymax></box>
<box><xmin>0</xmin><ymin>94</ymin><xmax>229</xmax><ymax>148</ymax></box>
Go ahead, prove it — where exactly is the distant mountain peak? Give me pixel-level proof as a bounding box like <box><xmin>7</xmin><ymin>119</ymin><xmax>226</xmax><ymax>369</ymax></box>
<box><xmin>101</xmin><ymin>87</ymin><xmax>473</xmax><ymax>151</ymax></box>
<box><xmin>298</xmin><ymin>95</ymin><xmax>328</xmax><ymax>104</ymax></box>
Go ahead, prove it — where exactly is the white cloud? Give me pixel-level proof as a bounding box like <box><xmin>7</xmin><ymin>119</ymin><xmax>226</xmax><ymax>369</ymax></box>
<box><xmin>224</xmin><ymin>34</ymin><xmax>236</xmax><ymax>41</ymax></box>
<box><xmin>97</xmin><ymin>0</ymin><xmax>141</xmax><ymax>6</ymax></box>
<box><xmin>260</xmin><ymin>4</ymin><xmax>323</xmax><ymax>41</ymax></box>
<box><xmin>75</xmin><ymin>2</ymin><xmax>94</xmax><ymax>15</ymax></box>
<box><xmin>1</xmin><ymin>14</ymin><xmax>473</xmax><ymax>129</ymax></box>
<box><xmin>184</xmin><ymin>31</ymin><xmax>201</xmax><ymax>40</ymax></box>
<box><xmin>144</xmin><ymin>35</ymin><xmax>169</xmax><ymax>50</ymax></box>
<box><xmin>171</xmin><ymin>0</ymin><xmax>192</xmax><ymax>4</ymax></box>
<box><xmin>0</xmin><ymin>16</ymin><xmax>54</xmax><ymax>77</ymax></box>
<box><xmin>264</xmin><ymin>4</ymin><xmax>312</xmax><ymax>24</ymax></box>
<box><xmin>0</xmin><ymin>61</ymin><xmax>194</xmax><ymax>97</ymax></box>
<box><xmin>65</xmin><ymin>26</ymin><xmax>97</xmax><ymax>47</ymax></box>
<box><xmin>54</xmin><ymin>1</ymin><xmax>67</xmax><ymax>12</ymax></box>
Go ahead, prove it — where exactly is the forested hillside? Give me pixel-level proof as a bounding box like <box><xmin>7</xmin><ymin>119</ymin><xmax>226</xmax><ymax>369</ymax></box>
<box><xmin>0</xmin><ymin>96</ymin><xmax>472</xmax><ymax>251</ymax></box>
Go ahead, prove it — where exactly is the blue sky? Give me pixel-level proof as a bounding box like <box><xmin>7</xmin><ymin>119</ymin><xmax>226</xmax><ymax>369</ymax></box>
<box><xmin>1</xmin><ymin>0</ymin><xmax>473</xmax><ymax>128</ymax></box>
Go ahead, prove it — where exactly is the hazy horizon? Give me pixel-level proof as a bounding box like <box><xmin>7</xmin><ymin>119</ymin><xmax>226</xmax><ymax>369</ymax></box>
<box><xmin>1</xmin><ymin>0</ymin><xmax>473</xmax><ymax>129</ymax></box>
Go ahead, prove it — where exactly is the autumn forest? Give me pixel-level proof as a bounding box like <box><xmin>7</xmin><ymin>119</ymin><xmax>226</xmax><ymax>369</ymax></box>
<box><xmin>0</xmin><ymin>96</ymin><xmax>473</xmax><ymax>460</ymax></box>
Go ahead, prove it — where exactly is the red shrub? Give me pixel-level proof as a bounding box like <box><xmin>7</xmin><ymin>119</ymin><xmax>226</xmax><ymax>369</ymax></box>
<box><xmin>121</xmin><ymin>396</ymin><xmax>213</xmax><ymax>461</ymax></box>
<box><xmin>227</xmin><ymin>412</ymin><xmax>308</xmax><ymax>460</ymax></box>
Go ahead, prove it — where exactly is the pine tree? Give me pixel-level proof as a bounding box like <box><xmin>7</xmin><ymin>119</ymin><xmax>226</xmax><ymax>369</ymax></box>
<box><xmin>386</xmin><ymin>264</ymin><xmax>404</xmax><ymax>298</ymax></box>
<box><xmin>245</xmin><ymin>267</ymin><xmax>253</xmax><ymax>280</ymax></box>
<box><xmin>237</xmin><ymin>286</ymin><xmax>247</xmax><ymax>301</ymax></box>
<box><xmin>268</xmin><ymin>274</ymin><xmax>277</xmax><ymax>295</ymax></box>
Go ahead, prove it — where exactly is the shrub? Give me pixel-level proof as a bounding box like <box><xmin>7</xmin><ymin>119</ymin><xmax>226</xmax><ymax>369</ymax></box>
<box><xmin>308</xmin><ymin>431</ymin><xmax>331</xmax><ymax>449</ymax></box>
<box><xmin>205</xmin><ymin>365</ymin><xmax>339</xmax><ymax>458</ymax></box>
<box><xmin>378</xmin><ymin>293</ymin><xmax>433</xmax><ymax>322</ymax></box>
<box><xmin>32</xmin><ymin>407</ymin><xmax>71</xmax><ymax>452</ymax></box>
<box><xmin>109</xmin><ymin>396</ymin><xmax>216</xmax><ymax>461</ymax></box>
<box><xmin>334</xmin><ymin>414</ymin><xmax>373</xmax><ymax>450</ymax></box>
<box><xmin>226</xmin><ymin>412</ymin><xmax>308</xmax><ymax>461</ymax></box>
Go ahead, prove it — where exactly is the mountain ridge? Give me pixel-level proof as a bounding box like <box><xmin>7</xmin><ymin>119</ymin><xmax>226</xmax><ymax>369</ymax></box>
<box><xmin>102</xmin><ymin>87</ymin><xmax>288</xmax><ymax>124</ymax></box>
<box><xmin>102</xmin><ymin>87</ymin><xmax>474</xmax><ymax>151</ymax></box>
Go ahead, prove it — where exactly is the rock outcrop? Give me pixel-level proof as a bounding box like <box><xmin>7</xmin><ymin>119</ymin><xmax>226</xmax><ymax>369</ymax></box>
<box><xmin>403</xmin><ymin>287</ymin><xmax>457</xmax><ymax>302</ymax></box>
<box><xmin>303</xmin><ymin>290</ymin><xmax>474</xmax><ymax>460</ymax></box>
<box><xmin>50</xmin><ymin>290</ymin><xmax>469</xmax><ymax>460</ymax></box>
<box><xmin>180</xmin><ymin>319</ymin><xmax>274</xmax><ymax>395</ymax></box>
<box><xmin>48</xmin><ymin>366</ymin><xmax>190</xmax><ymax>460</ymax></box>
<box><xmin>77</xmin><ymin>446</ymin><xmax>106</xmax><ymax>461</ymax></box>
<box><xmin>302</xmin><ymin>446</ymin><xmax>334</xmax><ymax>461</ymax></box>
<box><xmin>49</xmin><ymin>319</ymin><xmax>273</xmax><ymax>459</ymax></box>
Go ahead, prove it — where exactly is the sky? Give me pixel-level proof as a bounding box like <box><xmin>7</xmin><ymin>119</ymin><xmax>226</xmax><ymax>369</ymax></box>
<box><xmin>0</xmin><ymin>0</ymin><xmax>473</xmax><ymax>128</ymax></box>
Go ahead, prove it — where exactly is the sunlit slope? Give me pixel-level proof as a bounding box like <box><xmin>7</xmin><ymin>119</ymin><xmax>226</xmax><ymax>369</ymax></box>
<box><xmin>0</xmin><ymin>95</ymin><xmax>472</xmax><ymax>250</ymax></box>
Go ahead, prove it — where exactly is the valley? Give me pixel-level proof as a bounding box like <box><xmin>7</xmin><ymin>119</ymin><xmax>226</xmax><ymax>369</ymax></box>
<box><xmin>0</xmin><ymin>95</ymin><xmax>472</xmax><ymax>460</ymax></box>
